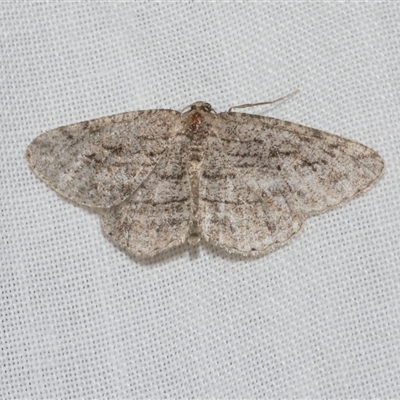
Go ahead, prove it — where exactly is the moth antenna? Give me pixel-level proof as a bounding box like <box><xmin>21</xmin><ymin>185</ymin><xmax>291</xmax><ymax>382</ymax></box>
<box><xmin>228</xmin><ymin>90</ymin><xmax>299</xmax><ymax>113</ymax></box>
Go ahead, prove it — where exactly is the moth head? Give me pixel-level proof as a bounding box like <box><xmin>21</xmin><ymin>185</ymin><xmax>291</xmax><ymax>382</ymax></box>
<box><xmin>189</xmin><ymin>102</ymin><xmax>213</xmax><ymax>113</ymax></box>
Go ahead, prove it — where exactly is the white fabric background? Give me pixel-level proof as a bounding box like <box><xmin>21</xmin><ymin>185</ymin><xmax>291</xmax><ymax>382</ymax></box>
<box><xmin>1</xmin><ymin>2</ymin><xmax>399</xmax><ymax>398</ymax></box>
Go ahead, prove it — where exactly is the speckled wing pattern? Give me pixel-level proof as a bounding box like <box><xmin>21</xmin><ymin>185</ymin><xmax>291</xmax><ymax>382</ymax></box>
<box><xmin>199</xmin><ymin>112</ymin><xmax>384</xmax><ymax>255</ymax></box>
<box><xmin>26</xmin><ymin>110</ymin><xmax>180</xmax><ymax>208</ymax></box>
<box><xmin>101</xmin><ymin>135</ymin><xmax>192</xmax><ymax>257</ymax></box>
<box><xmin>26</xmin><ymin>102</ymin><xmax>384</xmax><ymax>257</ymax></box>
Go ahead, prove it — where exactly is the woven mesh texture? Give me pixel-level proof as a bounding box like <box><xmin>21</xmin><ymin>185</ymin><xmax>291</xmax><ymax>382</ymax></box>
<box><xmin>1</xmin><ymin>2</ymin><xmax>399</xmax><ymax>398</ymax></box>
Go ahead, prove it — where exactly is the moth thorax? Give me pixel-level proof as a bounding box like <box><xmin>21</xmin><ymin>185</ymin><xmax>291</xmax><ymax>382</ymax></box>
<box><xmin>189</xmin><ymin>111</ymin><xmax>204</xmax><ymax>132</ymax></box>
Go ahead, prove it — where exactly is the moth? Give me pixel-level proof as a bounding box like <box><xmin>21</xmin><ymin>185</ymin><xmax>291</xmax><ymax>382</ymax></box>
<box><xmin>26</xmin><ymin>98</ymin><xmax>384</xmax><ymax>257</ymax></box>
